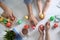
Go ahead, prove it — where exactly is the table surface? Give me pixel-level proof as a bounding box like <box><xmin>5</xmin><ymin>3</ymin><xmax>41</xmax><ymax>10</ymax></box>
<box><xmin>0</xmin><ymin>0</ymin><xmax>60</xmax><ymax>40</ymax></box>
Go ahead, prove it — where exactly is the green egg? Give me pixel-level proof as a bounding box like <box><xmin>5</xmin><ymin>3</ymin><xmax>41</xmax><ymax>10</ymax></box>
<box><xmin>50</xmin><ymin>16</ymin><xmax>55</xmax><ymax>21</ymax></box>
<box><xmin>17</xmin><ymin>20</ymin><xmax>23</xmax><ymax>24</ymax></box>
<box><xmin>3</xmin><ymin>19</ymin><xmax>8</xmax><ymax>24</ymax></box>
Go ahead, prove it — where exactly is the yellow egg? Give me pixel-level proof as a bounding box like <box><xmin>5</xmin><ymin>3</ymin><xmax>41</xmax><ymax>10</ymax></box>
<box><xmin>7</xmin><ymin>19</ymin><xmax>11</xmax><ymax>22</ymax></box>
<box><xmin>0</xmin><ymin>17</ymin><xmax>4</xmax><ymax>22</ymax></box>
<box><xmin>39</xmin><ymin>14</ymin><xmax>45</xmax><ymax>20</ymax></box>
<box><xmin>25</xmin><ymin>16</ymin><xmax>29</xmax><ymax>20</ymax></box>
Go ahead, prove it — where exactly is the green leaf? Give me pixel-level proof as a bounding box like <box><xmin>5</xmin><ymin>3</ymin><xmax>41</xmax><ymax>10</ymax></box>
<box><xmin>4</xmin><ymin>30</ymin><xmax>16</xmax><ymax>40</ymax></box>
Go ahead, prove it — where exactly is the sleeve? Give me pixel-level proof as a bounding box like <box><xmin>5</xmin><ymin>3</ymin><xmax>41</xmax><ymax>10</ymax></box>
<box><xmin>24</xmin><ymin>0</ymin><xmax>33</xmax><ymax>5</ymax></box>
<box><xmin>0</xmin><ymin>0</ymin><xmax>4</xmax><ymax>2</ymax></box>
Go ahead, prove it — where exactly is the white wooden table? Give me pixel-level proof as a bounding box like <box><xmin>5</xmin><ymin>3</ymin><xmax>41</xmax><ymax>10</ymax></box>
<box><xmin>0</xmin><ymin>0</ymin><xmax>60</xmax><ymax>40</ymax></box>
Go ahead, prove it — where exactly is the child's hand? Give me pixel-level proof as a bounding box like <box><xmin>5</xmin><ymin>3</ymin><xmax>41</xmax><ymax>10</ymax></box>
<box><xmin>38</xmin><ymin>26</ymin><xmax>44</xmax><ymax>35</ymax></box>
<box><xmin>29</xmin><ymin>15</ymin><xmax>38</xmax><ymax>26</ymax></box>
<box><xmin>45</xmin><ymin>21</ymin><xmax>50</xmax><ymax>31</ymax></box>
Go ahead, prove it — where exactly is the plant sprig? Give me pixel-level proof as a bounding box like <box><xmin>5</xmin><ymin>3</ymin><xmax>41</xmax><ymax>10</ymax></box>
<box><xmin>4</xmin><ymin>30</ymin><xmax>16</xmax><ymax>40</ymax></box>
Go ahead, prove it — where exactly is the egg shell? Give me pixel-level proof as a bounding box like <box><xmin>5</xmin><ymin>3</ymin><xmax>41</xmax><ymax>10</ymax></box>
<box><xmin>32</xmin><ymin>25</ymin><xmax>35</xmax><ymax>29</ymax></box>
<box><xmin>25</xmin><ymin>16</ymin><xmax>29</xmax><ymax>20</ymax></box>
<box><xmin>17</xmin><ymin>20</ymin><xmax>23</xmax><ymax>24</ymax></box>
<box><xmin>6</xmin><ymin>22</ymin><xmax>12</xmax><ymax>28</ymax></box>
<box><xmin>39</xmin><ymin>14</ymin><xmax>45</xmax><ymax>20</ymax></box>
<box><xmin>3</xmin><ymin>19</ymin><xmax>8</xmax><ymax>24</ymax></box>
<box><xmin>50</xmin><ymin>16</ymin><xmax>55</xmax><ymax>21</ymax></box>
<box><xmin>22</xmin><ymin>28</ymin><xmax>28</xmax><ymax>35</ymax></box>
<box><xmin>39</xmin><ymin>24</ymin><xmax>44</xmax><ymax>31</ymax></box>
<box><xmin>0</xmin><ymin>17</ymin><xmax>4</xmax><ymax>22</ymax></box>
<box><xmin>24</xmin><ymin>25</ymin><xmax>29</xmax><ymax>29</ymax></box>
<box><xmin>54</xmin><ymin>23</ymin><xmax>58</xmax><ymax>28</ymax></box>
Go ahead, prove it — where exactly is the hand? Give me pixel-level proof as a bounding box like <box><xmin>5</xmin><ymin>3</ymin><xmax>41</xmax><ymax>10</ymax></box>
<box><xmin>38</xmin><ymin>26</ymin><xmax>44</xmax><ymax>35</ymax></box>
<box><xmin>0</xmin><ymin>2</ymin><xmax>2</xmax><ymax>6</ymax></box>
<box><xmin>0</xmin><ymin>2</ymin><xmax>16</xmax><ymax>21</ymax></box>
<box><xmin>29</xmin><ymin>15</ymin><xmax>38</xmax><ymax>26</ymax></box>
<box><xmin>9</xmin><ymin>13</ymin><xmax>15</xmax><ymax>21</ymax></box>
<box><xmin>39</xmin><ymin>13</ymin><xmax>45</xmax><ymax>20</ymax></box>
<box><xmin>2</xmin><ymin>11</ymin><xmax>15</xmax><ymax>21</ymax></box>
<box><xmin>45</xmin><ymin>21</ymin><xmax>50</xmax><ymax>31</ymax></box>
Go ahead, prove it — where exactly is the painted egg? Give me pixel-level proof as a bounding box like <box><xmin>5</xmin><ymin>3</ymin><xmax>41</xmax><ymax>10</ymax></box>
<box><xmin>3</xmin><ymin>19</ymin><xmax>8</xmax><ymax>24</ymax></box>
<box><xmin>7</xmin><ymin>19</ymin><xmax>11</xmax><ymax>22</ymax></box>
<box><xmin>24</xmin><ymin>16</ymin><xmax>29</xmax><ymax>20</ymax></box>
<box><xmin>32</xmin><ymin>25</ymin><xmax>35</xmax><ymax>29</ymax></box>
<box><xmin>6</xmin><ymin>22</ymin><xmax>11</xmax><ymax>28</ymax></box>
<box><xmin>0</xmin><ymin>17</ymin><xmax>4</xmax><ymax>22</ymax></box>
<box><xmin>22</xmin><ymin>28</ymin><xmax>28</xmax><ymax>35</ymax></box>
<box><xmin>39</xmin><ymin>24</ymin><xmax>44</xmax><ymax>31</ymax></box>
<box><xmin>24</xmin><ymin>25</ymin><xmax>29</xmax><ymax>29</ymax></box>
<box><xmin>39</xmin><ymin>14</ymin><xmax>45</xmax><ymax>20</ymax></box>
<box><xmin>17</xmin><ymin>20</ymin><xmax>23</xmax><ymax>24</ymax></box>
<box><xmin>54</xmin><ymin>23</ymin><xmax>58</xmax><ymax>28</ymax></box>
<box><xmin>50</xmin><ymin>16</ymin><xmax>55</xmax><ymax>21</ymax></box>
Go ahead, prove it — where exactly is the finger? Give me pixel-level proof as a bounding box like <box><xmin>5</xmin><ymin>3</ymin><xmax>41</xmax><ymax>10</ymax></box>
<box><xmin>38</xmin><ymin>26</ymin><xmax>40</xmax><ymax>32</ymax></box>
<box><xmin>47</xmin><ymin>22</ymin><xmax>50</xmax><ymax>27</ymax></box>
<box><xmin>12</xmin><ymin>13</ymin><xmax>15</xmax><ymax>18</ymax></box>
<box><xmin>46</xmin><ymin>21</ymin><xmax>50</xmax><ymax>26</ymax></box>
<box><xmin>10</xmin><ymin>14</ymin><xmax>15</xmax><ymax>21</ymax></box>
<box><xmin>38</xmin><ymin>26</ymin><xmax>43</xmax><ymax>32</ymax></box>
